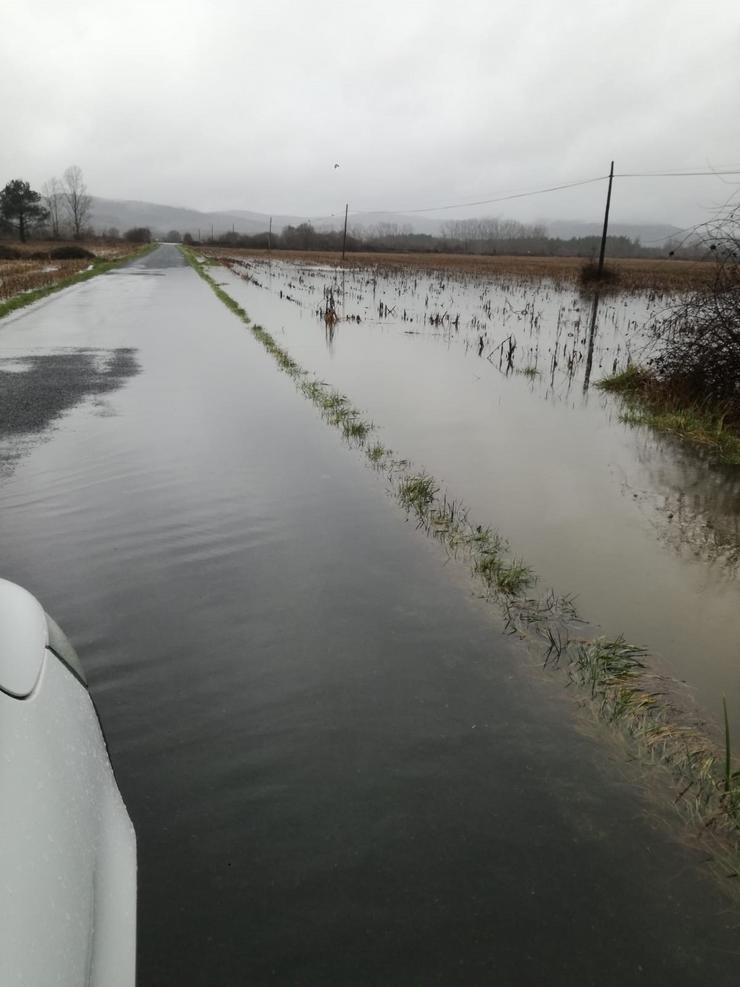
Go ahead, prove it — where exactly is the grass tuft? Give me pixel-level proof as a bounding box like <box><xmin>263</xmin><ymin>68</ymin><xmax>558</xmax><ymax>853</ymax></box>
<box><xmin>597</xmin><ymin>364</ymin><xmax>650</xmax><ymax>393</ymax></box>
<box><xmin>398</xmin><ymin>474</ymin><xmax>438</xmax><ymax>515</ymax></box>
<box><xmin>366</xmin><ymin>442</ymin><xmax>389</xmax><ymax>464</ymax></box>
<box><xmin>569</xmin><ymin>636</ymin><xmax>646</xmax><ymax>698</ymax></box>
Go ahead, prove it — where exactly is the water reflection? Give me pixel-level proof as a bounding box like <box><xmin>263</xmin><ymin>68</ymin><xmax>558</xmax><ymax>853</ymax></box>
<box><xmin>628</xmin><ymin>432</ymin><xmax>740</xmax><ymax>579</ymax></box>
<box><xmin>582</xmin><ymin>291</ymin><xmax>600</xmax><ymax>392</ymax></box>
<box><xmin>0</xmin><ymin>347</ymin><xmax>140</xmax><ymax>477</ymax></box>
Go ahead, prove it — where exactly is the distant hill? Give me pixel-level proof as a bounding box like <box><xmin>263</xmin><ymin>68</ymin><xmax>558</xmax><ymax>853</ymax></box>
<box><xmin>89</xmin><ymin>196</ymin><xmax>682</xmax><ymax>245</ymax></box>
<box><xmin>89</xmin><ymin>197</ymin><xmax>444</xmax><ymax>238</ymax></box>
<box><xmin>89</xmin><ymin>198</ymin><xmax>272</xmax><ymax>237</ymax></box>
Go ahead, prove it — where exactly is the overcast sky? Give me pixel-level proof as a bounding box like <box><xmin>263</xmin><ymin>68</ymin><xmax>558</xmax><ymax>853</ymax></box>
<box><xmin>2</xmin><ymin>0</ymin><xmax>739</xmax><ymax>229</ymax></box>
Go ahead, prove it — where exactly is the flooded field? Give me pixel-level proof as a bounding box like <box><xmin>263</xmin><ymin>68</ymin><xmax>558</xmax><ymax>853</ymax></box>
<box><xmin>216</xmin><ymin>255</ymin><xmax>740</xmax><ymax>730</ymax></box>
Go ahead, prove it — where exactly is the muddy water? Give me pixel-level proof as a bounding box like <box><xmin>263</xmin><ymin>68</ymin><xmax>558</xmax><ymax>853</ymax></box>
<box><xmin>218</xmin><ymin>258</ymin><xmax>740</xmax><ymax>730</ymax></box>
<box><xmin>1</xmin><ymin>246</ymin><xmax>739</xmax><ymax>985</ymax></box>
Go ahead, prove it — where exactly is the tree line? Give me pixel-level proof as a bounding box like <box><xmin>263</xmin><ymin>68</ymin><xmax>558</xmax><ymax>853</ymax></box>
<box><xmin>197</xmin><ymin>219</ymin><xmax>701</xmax><ymax>260</ymax></box>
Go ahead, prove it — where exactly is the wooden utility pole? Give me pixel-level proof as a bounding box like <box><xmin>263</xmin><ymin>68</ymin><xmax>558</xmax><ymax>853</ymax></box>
<box><xmin>268</xmin><ymin>216</ymin><xmax>272</xmax><ymax>256</ymax></box>
<box><xmin>341</xmin><ymin>203</ymin><xmax>349</xmax><ymax>262</ymax></box>
<box><xmin>597</xmin><ymin>161</ymin><xmax>614</xmax><ymax>276</ymax></box>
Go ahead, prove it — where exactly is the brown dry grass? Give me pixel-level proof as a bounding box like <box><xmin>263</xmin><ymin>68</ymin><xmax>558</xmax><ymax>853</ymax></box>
<box><xmin>202</xmin><ymin>247</ymin><xmax>713</xmax><ymax>293</ymax></box>
<box><xmin>0</xmin><ymin>240</ymin><xmax>132</xmax><ymax>301</ymax></box>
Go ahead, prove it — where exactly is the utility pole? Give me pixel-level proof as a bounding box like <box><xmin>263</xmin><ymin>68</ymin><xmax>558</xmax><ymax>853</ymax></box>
<box><xmin>341</xmin><ymin>203</ymin><xmax>349</xmax><ymax>262</ymax></box>
<box><xmin>268</xmin><ymin>216</ymin><xmax>272</xmax><ymax>256</ymax></box>
<box><xmin>597</xmin><ymin>161</ymin><xmax>614</xmax><ymax>276</ymax></box>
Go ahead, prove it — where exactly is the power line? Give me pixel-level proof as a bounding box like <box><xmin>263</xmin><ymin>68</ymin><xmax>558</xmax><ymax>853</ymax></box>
<box><xmin>328</xmin><ymin>170</ymin><xmax>740</xmax><ymax>223</ymax></box>
<box><xmin>295</xmin><ymin>175</ymin><xmax>609</xmax><ymax>225</ymax></box>
<box><xmin>615</xmin><ymin>169</ymin><xmax>740</xmax><ymax>178</ymax></box>
<box><xmin>391</xmin><ymin>175</ymin><xmax>608</xmax><ymax>215</ymax></box>
<box><xmin>273</xmin><ymin>167</ymin><xmax>740</xmax><ymax>229</ymax></box>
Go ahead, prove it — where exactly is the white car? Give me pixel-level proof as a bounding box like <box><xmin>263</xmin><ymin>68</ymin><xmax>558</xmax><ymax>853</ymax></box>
<box><xmin>0</xmin><ymin>578</ymin><xmax>136</xmax><ymax>986</ymax></box>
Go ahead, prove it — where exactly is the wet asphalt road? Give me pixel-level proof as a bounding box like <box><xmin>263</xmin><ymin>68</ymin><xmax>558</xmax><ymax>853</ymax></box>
<box><xmin>1</xmin><ymin>244</ymin><xmax>739</xmax><ymax>986</ymax></box>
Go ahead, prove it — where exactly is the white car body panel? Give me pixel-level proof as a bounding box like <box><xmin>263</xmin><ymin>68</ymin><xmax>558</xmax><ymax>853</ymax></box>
<box><xmin>0</xmin><ymin>579</ymin><xmax>136</xmax><ymax>986</ymax></box>
<box><xmin>0</xmin><ymin>578</ymin><xmax>46</xmax><ymax>697</ymax></box>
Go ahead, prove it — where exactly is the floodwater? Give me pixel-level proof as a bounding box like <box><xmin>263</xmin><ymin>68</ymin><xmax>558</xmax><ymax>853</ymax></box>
<box><xmin>1</xmin><ymin>245</ymin><xmax>739</xmax><ymax>985</ymax></box>
<box><xmin>217</xmin><ymin>257</ymin><xmax>740</xmax><ymax>731</ymax></box>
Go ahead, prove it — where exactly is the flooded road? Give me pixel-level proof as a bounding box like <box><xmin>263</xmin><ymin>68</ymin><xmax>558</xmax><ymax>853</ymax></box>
<box><xmin>1</xmin><ymin>245</ymin><xmax>739</xmax><ymax>985</ymax></box>
<box><xmin>217</xmin><ymin>257</ymin><xmax>740</xmax><ymax>731</ymax></box>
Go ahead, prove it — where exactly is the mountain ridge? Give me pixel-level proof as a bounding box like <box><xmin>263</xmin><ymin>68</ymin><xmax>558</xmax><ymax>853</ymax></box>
<box><xmin>89</xmin><ymin>196</ymin><xmax>683</xmax><ymax>245</ymax></box>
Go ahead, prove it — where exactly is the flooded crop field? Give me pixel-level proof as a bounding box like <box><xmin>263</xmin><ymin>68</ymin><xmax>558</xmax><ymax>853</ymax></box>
<box><xmin>215</xmin><ymin>254</ymin><xmax>740</xmax><ymax>731</ymax></box>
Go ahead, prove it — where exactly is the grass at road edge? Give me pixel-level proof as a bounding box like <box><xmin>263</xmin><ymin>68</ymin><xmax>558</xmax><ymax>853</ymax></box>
<box><xmin>597</xmin><ymin>365</ymin><xmax>740</xmax><ymax>465</ymax></box>
<box><xmin>0</xmin><ymin>242</ymin><xmax>159</xmax><ymax>321</ymax></box>
<box><xmin>181</xmin><ymin>244</ymin><xmax>740</xmax><ymax>883</ymax></box>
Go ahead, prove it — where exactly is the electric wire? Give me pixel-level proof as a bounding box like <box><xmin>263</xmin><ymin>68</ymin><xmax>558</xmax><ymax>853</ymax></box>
<box><xmin>265</xmin><ymin>167</ymin><xmax>740</xmax><ymax>232</ymax></box>
<box><xmin>393</xmin><ymin>175</ymin><xmax>608</xmax><ymax>215</ymax></box>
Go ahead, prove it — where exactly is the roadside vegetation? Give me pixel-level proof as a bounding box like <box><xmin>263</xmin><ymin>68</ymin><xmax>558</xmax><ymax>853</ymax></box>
<box><xmin>0</xmin><ymin>241</ymin><xmax>157</xmax><ymax>320</ymax></box>
<box><xmin>182</xmin><ymin>242</ymin><xmax>740</xmax><ymax>880</ymax></box>
<box><xmin>599</xmin><ymin>208</ymin><xmax>740</xmax><ymax>463</ymax></box>
<box><xmin>599</xmin><ymin>367</ymin><xmax>740</xmax><ymax>464</ymax></box>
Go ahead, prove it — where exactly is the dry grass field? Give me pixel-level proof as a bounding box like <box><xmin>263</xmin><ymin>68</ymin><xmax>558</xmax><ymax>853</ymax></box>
<box><xmin>0</xmin><ymin>240</ymin><xmax>134</xmax><ymax>301</ymax></box>
<box><xmin>203</xmin><ymin>247</ymin><xmax>713</xmax><ymax>293</ymax></box>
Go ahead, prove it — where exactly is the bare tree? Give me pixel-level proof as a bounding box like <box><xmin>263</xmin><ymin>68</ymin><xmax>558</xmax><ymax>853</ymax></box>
<box><xmin>62</xmin><ymin>165</ymin><xmax>92</xmax><ymax>240</ymax></box>
<box><xmin>42</xmin><ymin>177</ymin><xmax>64</xmax><ymax>239</ymax></box>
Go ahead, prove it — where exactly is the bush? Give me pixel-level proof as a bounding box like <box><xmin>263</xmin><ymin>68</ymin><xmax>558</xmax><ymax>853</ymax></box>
<box><xmin>48</xmin><ymin>245</ymin><xmax>96</xmax><ymax>260</ymax></box>
<box><xmin>0</xmin><ymin>244</ymin><xmax>20</xmax><ymax>259</ymax></box>
<box><xmin>124</xmin><ymin>227</ymin><xmax>152</xmax><ymax>243</ymax></box>
<box><xmin>579</xmin><ymin>260</ymin><xmax>620</xmax><ymax>288</ymax></box>
<box><xmin>648</xmin><ymin>209</ymin><xmax>740</xmax><ymax>411</ymax></box>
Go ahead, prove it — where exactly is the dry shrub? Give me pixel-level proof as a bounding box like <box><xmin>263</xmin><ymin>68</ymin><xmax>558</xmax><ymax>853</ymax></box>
<box><xmin>0</xmin><ymin>258</ymin><xmax>90</xmax><ymax>300</ymax></box>
<box><xmin>579</xmin><ymin>260</ymin><xmax>620</xmax><ymax>289</ymax></box>
<box><xmin>648</xmin><ymin>209</ymin><xmax>740</xmax><ymax>414</ymax></box>
<box><xmin>0</xmin><ymin>239</ymin><xmax>133</xmax><ymax>303</ymax></box>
